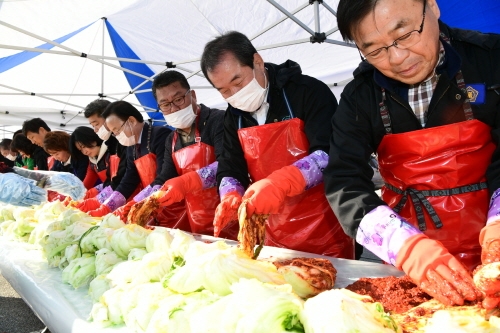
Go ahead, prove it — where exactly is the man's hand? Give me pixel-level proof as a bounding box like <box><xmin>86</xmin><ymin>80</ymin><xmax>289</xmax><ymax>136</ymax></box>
<box><xmin>158</xmin><ymin>171</ymin><xmax>202</xmax><ymax>207</ymax></box>
<box><xmin>113</xmin><ymin>200</ymin><xmax>136</xmax><ymax>222</ymax></box>
<box><xmin>214</xmin><ymin>192</ymin><xmax>242</xmax><ymax>237</ymax></box>
<box><xmin>75</xmin><ymin>198</ymin><xmax>101</xmax><ymax>212</ymax></box>
<box><xmin>243</xmin><ymin>165</ymin><xmax>305</xmax><ymax>216</ymax></box>
<box><xmin>88</xmin><ymin>204</ymin><xmax>112</xmax><ymax>217</ymax></box>
<box><xmin>396</xmin><ymin>234</ymin><xmax>481</xmax><ymax>306</ymax></box>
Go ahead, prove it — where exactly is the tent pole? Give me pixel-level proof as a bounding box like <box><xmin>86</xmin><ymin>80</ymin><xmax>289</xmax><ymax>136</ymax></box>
<box><xmin>325</xmin><ymin>27</ymin><xmax>339</xmax><ymax>37</ymax></box>
<box><xmin>0</xmin><ymin>20</ymin><xmax>153</xmax><ymax>82</ymax></box>
<box><xmin>313</xmin><ymin>0</ymin><xmax>320</xmax><ymax>33</ymax></box>
<box><xmin>266</xmin><ymin>0</ymin><xmax>315</xmax><ymax>36</ymax></box>
<box><xmin>321</xmin><ymin>2</ymin><xmax>337</xmax><ymax>16</ymax></box>
<box><xmin>101</xmin><ymin>18</ymin><xmax>106</xmax><ymax>97</ymax></box>
<box><xmin>249</xmin><ymin>1</ymin><xmax>309</xmax><ymax>40</ymax></box>
<box><xmin>106</xmin><ymin>95</ymin><xmax>156</xmax><ymax>112</ymax></box>
<box><xmin>324</xmin><ymin>39</ymin><xmax>356</xmax><ymax>48</ymax></box>
<box><xmin>256</xmin><ymin>38</ymin><xmax>310</xmax><ymax>51</ymax></box>
<box><xmin>0</xmin><ymin>83</ymin><xmax>85</xmax><ymax>109</ymax></box>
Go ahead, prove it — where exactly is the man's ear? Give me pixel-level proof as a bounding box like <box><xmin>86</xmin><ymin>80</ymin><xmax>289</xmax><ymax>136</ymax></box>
<box><xmin>253</xmin><ymin>53</ymin><xmax>265</xmax><ymax>70</ymax></box>
<box><xmin>427</xmin><ymin>0</ymin><xmax>440</xmax><ymax>20</ymax></box>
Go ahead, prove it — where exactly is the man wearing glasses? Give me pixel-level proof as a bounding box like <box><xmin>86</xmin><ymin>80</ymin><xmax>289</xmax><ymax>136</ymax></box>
<box><xmin>115</xmin><ymin>71</ymin><xmax>238</xmax><ymax>238</ymax></box>
<box><xmin>325</xmin><ymin>0</ymin><xmax>500</xmax><ymax>307</ymax></box>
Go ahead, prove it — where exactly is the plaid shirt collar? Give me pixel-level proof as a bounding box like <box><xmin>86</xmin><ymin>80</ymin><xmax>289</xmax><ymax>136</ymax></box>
<box><xmin>407</xmin><ymin>43</ymin><xmax>446</xmax><ymax>127</ymax></box>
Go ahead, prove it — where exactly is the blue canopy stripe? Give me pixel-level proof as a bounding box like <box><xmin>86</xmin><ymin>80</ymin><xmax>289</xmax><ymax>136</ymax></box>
<box><xmin>105</xmin><ymin>20</ymin><xmax>165</xmax><ymax>126</ymax></box>
<box><xmin>437</xmin><ymin>0</ymin><xmax>500</xmax><ymax>34</ymax></box>
<box><xmin>0</xmin><ymin>22</ymin><xmax>94</xmax><ymax>74</ymax></box>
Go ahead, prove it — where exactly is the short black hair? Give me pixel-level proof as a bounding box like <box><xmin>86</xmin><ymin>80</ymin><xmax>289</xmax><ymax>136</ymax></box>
<box><xmin>84</xmin><ymin>99</ymin><xmax>111</xmax><ymax>118</ymax></box>
<box><xmin>69</xmin><ymin>126</ymin><xmax>103</xmax><ymax>156</ymax></box>
<box><xmin>22</xmin><ymin>118</ymin><xmax>51</xmax><ymax>136</ymax></box>
<box><xmin>201</xmin><ymin>31</ymin><xmax>257</xmax><ymax>85</ymax></box>
<box><xmin>337</xmin><ymin>0</ymin><xmax>424</xmax><ymax>42</ymax></box>
<box><xmin>152</xmin><ymin>70</ymin><xmax>190</xmax><ymax>100</ymax></box>
<box><xmin>0</xmin><ymin>139</ymin><xmax>12</xmax><ymax>150</ymax></box>
<box><xmin>101</xmin><ymin>101</ymin><xmax>144</xmax><ymax>123</ymax></box>
<box><xmin>11</xmin><ymin>134</ymin><xmax>36</xmax><ymax>156</ymax></box>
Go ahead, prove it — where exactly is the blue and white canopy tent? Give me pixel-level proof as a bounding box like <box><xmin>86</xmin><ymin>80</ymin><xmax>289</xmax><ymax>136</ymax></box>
<box><xmin>0</xmin><ymin>0</ymin><xmax>499</xmax><ymax>138</ymax></box>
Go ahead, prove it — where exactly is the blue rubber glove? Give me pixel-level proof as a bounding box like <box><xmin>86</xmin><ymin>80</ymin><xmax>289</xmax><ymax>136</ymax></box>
<box><xmin>0</xmin><ymin>173</ymin><xmax>47</xmax><ymax>206</ymax></box>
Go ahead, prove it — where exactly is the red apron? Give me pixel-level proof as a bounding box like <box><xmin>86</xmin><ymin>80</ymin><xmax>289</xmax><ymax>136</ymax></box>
<box><xmin>237</xmin><ymin>92</ymin><xmax>354</xmax><ymax>258</ymax></box>
<box><xmin>377</xmin><ymin>74</ymin><xmax>495</xmax><ymax>270</ymax></box>
<box><xmin>172</xmin><ymin>125</ymin><xmax>238</xmax><ymax>240</ymax></box>
<box><xmin>109</xmin><ymin>155</ymin><xmax>120</xmax><ymax>179</ymax></box>
<box><xmin>90</xmin><ymin>163</ymin><xmax>108</xmax><ymax>183</ymax></box>
<box><xmin>134</xmin><ymin>125</ymin><xmax>189</xmax><ymax>231</ymax></box>
<box><xmin>47</xmin><ymin>156</ymin><xmax>55</xmax><ymax>170</ymax></box>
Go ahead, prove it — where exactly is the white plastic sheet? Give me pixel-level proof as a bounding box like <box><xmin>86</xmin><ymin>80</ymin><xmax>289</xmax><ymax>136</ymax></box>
<box><xmin>0</xmin><ymin>231</ymin><xmax>403</xmax><ymax>333</ymax></box>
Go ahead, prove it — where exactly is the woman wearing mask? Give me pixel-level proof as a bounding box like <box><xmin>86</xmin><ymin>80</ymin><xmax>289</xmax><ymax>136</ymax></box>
<box><xmin>115</xmin><ymin>71</ymin><xmax>237</xmax><ymax>237</ymax></box>
<box><xmin>84</xmin><ymin>101</ymin><xmax>171</xmax><ymax>218</ymax></box>
<box><xmin>11</xmin><ymin>134</ymin><xmax>50</xmax><ymax>170</ymax></box>
<box><xmin>69</xmin><ymin>127</ymin><xmax>124</xmax><ymax>210</ymax></box>
<box><xmin>0</xmin><ymin>138</ymin><xmax>34</xmax><ymax>169</ymax></box>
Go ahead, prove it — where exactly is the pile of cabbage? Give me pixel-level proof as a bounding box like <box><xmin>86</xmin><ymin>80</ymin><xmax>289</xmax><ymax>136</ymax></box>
<box><xmin>0</xmin><ymin>201</ymin><xmax>402</xmax><ymax>333</ymax></box>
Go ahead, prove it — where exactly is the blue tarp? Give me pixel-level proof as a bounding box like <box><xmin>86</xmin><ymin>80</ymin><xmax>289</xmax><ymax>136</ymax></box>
<box><xmin>438</xmin><ymin>0</ymin><xmax>500</xmax><ymax>34</ymax></box>
<box><xmin>105</xmin><ymin>20</ymin><xmax>165</xmax><ymax>126</ymax></box>
<box><xmin>0</xmin><ymin>23</ymin><xmax>93</xmax><ymax>74</ymax></box>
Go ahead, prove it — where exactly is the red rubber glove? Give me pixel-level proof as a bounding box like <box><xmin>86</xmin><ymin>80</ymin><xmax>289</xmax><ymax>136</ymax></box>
<box><xmin>76</xmin><ymin>198</ymin><xmax>101</xmax><ymax>213</ymax></box>
<box><xmin>83</xmin><ymin>187</ymin><xmax>99</xmax><ymax>200</ymax></box>
<box><xmin>214</xmin><ymin>191</ymin><xmax>242</xmax><ymax>237</ymax></box>
<box><xmin>396</xmin><ymin>234</ymin><xmax>481</xmax><ymax>306</ymax></box>
<box><xmin>88</xmin><ymin>204</ymin><xmax>112</xmax><ymax>217</ymax></box>
<box><xmin>47</xmin><ymin>190</ymin><xmax>67</xmax><ymax>202</ymax></box>
<box><xmin>113</xmin><ymin>200</ymin><xmax>136</xmax><ymax>222</ymax></box>
<box><xmin>480</xmin><ymin>220</ymin><xmax>500</xmax><ymax>264</ymax></box>
<box><xmin>243</xmin><ymin>165</ymin><xmax>306</xmax><ymax>216</ymax></box>
<box><xmin>157</xmin><ymin>171</ymin><xmax>203</xmax><ymax>207</ymax></box>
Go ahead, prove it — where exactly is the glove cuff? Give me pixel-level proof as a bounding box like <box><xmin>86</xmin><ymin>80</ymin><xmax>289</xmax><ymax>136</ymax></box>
<box><xmin>219</xmin><ymin>177</ymin><xmax>245</xmax><ymax>198</ymax></box>
<box><xmin>356</xmin><ymin>205</ymin><xmax>422</xmax><ymax>265</ymax></box>
<box><xmin>268</xmin><ymin>165</ymin><xmax>306</xmax><ymax>197</ymax></box>
<box><xmin>97</xmin><ymin>185</ymin><xmax>113</xmax><ymax>203</ymax></box>
<box><xmin>196</xmin><ymin>161</ymin><xmax>217</xmax><ymax>190</ymax></box>
<box><xmin>133</xmin><ymin>185</ymin><xmax>154</xmax><ymax>202</ymax></box>
<box><xmin>292</xmin><ymin>150</ymin><xmax>328</xmax><ymax>190</ymax></box>
<box><xmin>181</xmin><ymin>170</ymin><xmax>203</xmax><ymax>193</ymax></box>
<box><xmin>103</xmin><ymin>191</ymin><xmax>126</xmax><ymax>212</ymax></box>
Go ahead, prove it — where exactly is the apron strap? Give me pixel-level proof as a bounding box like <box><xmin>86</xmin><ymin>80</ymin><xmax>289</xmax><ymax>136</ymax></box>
<box><xmin>385</xmin><ymin>181</ymin><xmax>488</xmax><ymax>231</ymax></box>
<box><xmin>133</xmin><ymin>121</ymin><xmax>154</xmax><ymax>160</ymax></box>
<box><xmin>379</xmin><ymin>88</ymin><xmax>392</xmax><ymax>134</ymax></box>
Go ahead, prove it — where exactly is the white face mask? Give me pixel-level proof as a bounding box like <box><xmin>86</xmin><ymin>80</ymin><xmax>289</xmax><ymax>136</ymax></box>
<box><xmin>224</xmin><ymin>69</ymin><xmax>268</xmax><ymax>112</ymax></box>
<box><xmin>163</xmin><ymin>103</ymin><xmax>197</xmax><ymax>129</ymax></box>
<box><xmin>96</xmin><ymin>125</ymin><xmax>111</xmax><ymax>141</ymax></box>
<box><xmin>6</xmin><ymin>154</ymin><xmax>16</xmax><ymax>161</ymax></box>
<box><xmin>115</xmin><ymin>121</ymin><xmax>136</xmax><ymax>146</ymax></box>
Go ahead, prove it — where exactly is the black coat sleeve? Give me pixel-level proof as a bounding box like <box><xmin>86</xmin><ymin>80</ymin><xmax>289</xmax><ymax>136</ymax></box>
<box><xmin>287</xmin><ymin>75</ymin><xmax>338</xmax><ymax>153</ymax></box>
<box><xmin>153</xmin><ymin>132</ymin><xmax>177</xmax><ymax>186</ymax></box>
<box><xmin>149</xmin><ymin>126</ymin><xmax>172</xmax><ymax>187</ymax></box>
<box><xmin>203</xmin><ymin>106</ymin><xmax>226</xmax><ymax>160</ymax></box>
<box><xmin>216</xmin><ymin>107</ymin><xmax>251</xmax><ymax>189</ymax></box>
<box><xmin>32</xmin><ymin>147</ymin><xmax>49</xmax><ymax>171</ymax></box>
<box><xmin>114</xmin><ymin>146</ymin><xmax>141</xmax><ymax>199</ymax></box>
<box><xmin>72</xmin><ymin>157</ymin><xmax>89</xmax><ymax>181</ymax></box>
<box><xmin>323</xmin><ymin>80</ymin><xmax>387</xmax><ymax>239</ymax></box>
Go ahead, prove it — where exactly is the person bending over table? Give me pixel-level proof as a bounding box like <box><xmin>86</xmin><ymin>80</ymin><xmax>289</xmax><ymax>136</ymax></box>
<box><xmin>324</xmin><ymin>0</ymin><xmax>500</xmax><ymax>307</ymax></box>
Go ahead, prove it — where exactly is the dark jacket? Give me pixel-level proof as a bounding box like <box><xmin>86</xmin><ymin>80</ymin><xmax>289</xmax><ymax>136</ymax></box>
<box><xmin>216</xmin><ymin>60</ymin><xmax>338</xmax><ymax>189</ymax></box>
<box><xmin>51</xmin><ymin>155</ymin><xmax>89</xmax><ymax>181</ymax></box>
<box><xmin>85</xmin><ymin>136</ymin><xmax>126</xmax><ymax>189</ymax></box>
<box><xmin>324</xmin><ymin>22</ymin><xmax>500</xmax><ymax>238</ymax></box>
<box><xmin>114</xmin><ymin>122</ymin><xmax>172</xmax><ymax>199</ymax></box>
<box><xmin>153</xmin><ymin>104</ymin><xmax>225</xmax><ymax>186</ymax></box>
<box><xmin>32</xmin><ymin>146</ymin><xmax>49</xmax><ymax>170</ymax></box>
<box><xmin>0</xmin><ymin>155</ymin><xmax>14</xmax><ymax>167</ymax></box>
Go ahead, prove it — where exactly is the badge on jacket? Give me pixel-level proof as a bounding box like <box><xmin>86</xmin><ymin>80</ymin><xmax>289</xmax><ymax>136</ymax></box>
<box><xmin>466</xmin><ymin>84</ymin><xmax>486</xmax><ymax>104</ymax></box>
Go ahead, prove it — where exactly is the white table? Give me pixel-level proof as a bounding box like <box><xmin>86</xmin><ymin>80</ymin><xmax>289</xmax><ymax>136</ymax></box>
<box><xmin>0</xmin><ymin>234</ymin><xmax>403</xmax><ymax>333</ymax></box>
